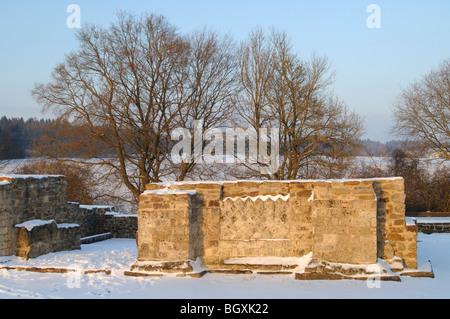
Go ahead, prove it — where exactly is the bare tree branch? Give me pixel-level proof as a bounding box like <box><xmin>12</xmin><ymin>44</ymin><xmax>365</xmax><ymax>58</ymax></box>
<box><xmin>393</xmin><ymin>59</ymin><xmax>450</xmax><ymax>161</ymax></box>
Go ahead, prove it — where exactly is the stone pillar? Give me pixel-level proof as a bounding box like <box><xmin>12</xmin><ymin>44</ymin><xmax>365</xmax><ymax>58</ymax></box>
<box><xmin>374</xmin><ymin>177</ymin><xmax>417</xmax><ymax>269</ymax></box>
<box><xmin>161</xmin><ymin>183</ymin><xmax>222</xmax><ymax>268</ymax></box>
<box><xmin>132</xmin><ymin>188</ymin><xmax>202</xmax><ymax>274</ymax></box>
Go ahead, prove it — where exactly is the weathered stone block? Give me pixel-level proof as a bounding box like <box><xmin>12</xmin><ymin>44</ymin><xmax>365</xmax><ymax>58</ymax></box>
<box><xmin>15</xmin><ymin>220</ymin><xmax>80</xmax><ymax>260</ymax></box>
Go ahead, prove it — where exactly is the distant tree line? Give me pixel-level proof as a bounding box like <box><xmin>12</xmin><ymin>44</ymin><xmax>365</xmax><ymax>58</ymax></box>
<box><xmin>0</xmin><ymin>117</ymin><xmax>51</xmax><ymax>160</ymax></box>
<box><xmin>0</xmin><ymin>116</ymin><xmax>438</xmax><ymax>161</ymax></box>
<box><xmin>358</xmin><ymin>139</ymin><xmax>420</xmax><ymax>157</ymax></box>
<box><xmin>0</xmin><ymin>117</ymin><xmax>114</xmax><ymax>160</ymax></box>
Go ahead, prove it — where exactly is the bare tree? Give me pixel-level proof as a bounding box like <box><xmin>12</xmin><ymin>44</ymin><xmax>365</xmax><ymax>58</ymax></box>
<box><xmin>14</xmin><ymin>160</ymin><xmax>97</xmax><ymax>205</ymax></box>
<box><xmin>172</xmin><ymin>28</ymin><xmax>237</xmax><ymax>181</ymax></box>
<box><xmin>32</xmin><ymin>13</ymin><xmax>367</xmax><ymax>207</ymax></box>
<box><xmin>393</xmin><ymin>59</ymin><xmax>450</xmax><ymax>161</ymax></box>
<box><xmin>32</xmin><ymin>12</ymin><xmax>236</xmax><ymax>206</ymax></box>
<box><xmin>233</xmin><ymin>28</ymin><xmax>364</xmax><ymax>180</ymax></box>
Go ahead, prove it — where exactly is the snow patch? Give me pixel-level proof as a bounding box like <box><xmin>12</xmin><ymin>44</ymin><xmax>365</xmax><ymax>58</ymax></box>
<box><xmin>79</xmin><ymin>205</ymin><xmax>115</xmax><ymax>211</ymax></box>
<box><xmin>325</xmin><ymin>260</ymin><xmax>387</xmax><ymax>273</ymax></box>
<box><xmin>105</xmin><ymin>211</ymin><xmax>137</xmax><ymax>218</ymax></box>
<box><xmin>158</xmin><ymin>181</ymin><xmax>224</xmax><ymax>187</ymax></box>
<box><xmin>15</xmin><ymin>219</ymin><xmax>56</xmax><ymax>231</ymax></box>
<box><xmin>0</xmin><ymin>234</ymin><xmax>448</xmax><ymax>299</ymax></box>
<box><xmin>143</xmin><ymin>187</ymin><xmax>197</xmax><ymax>196</ymax></box>
<box><xmin>224</xmin><ymin>253</ymin><xmax>313</xmax><ymax>273</ymax></box>
<box><xmin>413</xmin><ymin>217</ymin><xmax>450</xmax><ymax>224</ymax></box>
<box><xmin>15</xmin><ymin>219</ymin><xmax>79</xmax><ymax>231</ymax></box>
<box><xmin>81</xmin><ymin>232</ymin><xmax>112</xmax><ymax>241</ymax></box>
<box><xmin>57</xmin><ymin>223</ymin><xmax>80</xmax><ymax>229</ymax></box>
<box><xmin>190</xmin><ymin>257</ymin><xmax>208</xmax><ymax>273</ymax></box>
<box><xmin>405</xmin><ymin>217</ymin><xmax>417</xmax><ymax>226</ymax></box>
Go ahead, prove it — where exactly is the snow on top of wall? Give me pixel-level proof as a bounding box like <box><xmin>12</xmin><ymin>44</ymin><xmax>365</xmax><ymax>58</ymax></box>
<box><xmin>15</xmin><ymin>219</ymin><xmax>56</xmax><ymax>231</ymax></box>
<box><xmin>79</xmin><ymin>205</ymin><xmax>115</xmax><ymax>211</ymax></box>
<box><xmin>15</xmin><ymin>219</ymin><xmax>79</xmax><ymax>231</ymax></box>
<box><xmin>406</xmin><ymin>217</ymin><xmax>417</xmax><ymax>226</ymax></box>
<box><xmin>158</xmin><ymin>181</ymin><xmax>225</xmax><ymax>187</ymax></box>
<box><xmin>412</xmin><ymin>217</ymin><xmax>450</xmax><ymax>224</ymax></box>
<box><xmin>57</xmin><ymin>223</ymin><xmax>80</xmax><ymax>229</ymax></box>
<box><xmin>0</xmin><ymin>181</ymin><xmax>10</xmax><ymax>186</ymax></box>
<box><xmin>143</xmin><ymin>187</ymin><xmax>197</xmax><ymax>196</ymax></box>
<box><xmin>224</xmin><ymin>252</ymin><xmax>313</xmax><ymax>273</ymax></box>
<box><xmin>105</xmin><ymin>211</ymin><xmax>137</xmax><ymax>218</ymax></box>
<box><xmin>80</xmin><ymin>232</ymin><xmax>111</xmax><ymax>241</ymax></box>
<box><xmin>224</xmin><ymin>194</ymin><xmax>290</xmax><ymax>202</ymax></box>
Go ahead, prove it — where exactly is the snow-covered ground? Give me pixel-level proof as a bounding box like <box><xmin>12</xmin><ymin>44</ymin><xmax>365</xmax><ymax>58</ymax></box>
<box><xmin>0</xmin><ymin>232</ymin><xmax>449</xmax><ymax>299</ymax></box>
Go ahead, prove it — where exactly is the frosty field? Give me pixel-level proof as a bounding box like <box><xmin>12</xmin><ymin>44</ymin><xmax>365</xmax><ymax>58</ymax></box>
<box><xmin>0</xmin><ymin>232</ymin><xmax>448</xmax><ymax>300</ymax></box>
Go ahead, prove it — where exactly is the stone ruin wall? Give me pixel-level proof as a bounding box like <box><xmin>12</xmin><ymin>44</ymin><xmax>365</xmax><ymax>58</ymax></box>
<box><xmin>0</xmin><ymin>175</ymin><xmax>137</xmax><ymax>259</ymax></box>
<box><xmin>137</xmin><ymin>178</ymin><xmax>418</xmax><ymax>272</ymax></box>
<box><xmin>0</xmin><ymin>175</ymin><xmax>69</xmax><ymax>258</ymax></box>
<box><xmin>0</xmin><ymin>174</ymin><xmax>420</xmax><ymax>278</ymax></box>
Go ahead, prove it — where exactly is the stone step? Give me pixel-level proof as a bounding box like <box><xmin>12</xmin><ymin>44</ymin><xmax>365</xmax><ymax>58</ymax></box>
<box><xmin>80</xmin><ymin>232</ymin><xmax>112</xmax><ymax>244</ymax></box>
<box><xmin>129</xmin><ymin>260</ymin><xmax>193</xmax><ymax>273</ymax></box>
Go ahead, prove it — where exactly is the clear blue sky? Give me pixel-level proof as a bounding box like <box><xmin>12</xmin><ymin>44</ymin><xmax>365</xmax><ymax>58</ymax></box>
<box><xmin>1</xmin><ymin>0</ymin><xmax>449</xmax><ymax>142</ymax></box>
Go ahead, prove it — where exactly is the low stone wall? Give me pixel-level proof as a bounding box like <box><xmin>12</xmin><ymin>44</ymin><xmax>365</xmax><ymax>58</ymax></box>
<box><xmin>100</xmin><ymin>211</ymin><xmax>137</xmax><ymax>239</ymax></box>
<box><xmin>415</xmin><ymin>220</ymin><xmax>450</xmax><ymax>234</ymax></box>
<box><xmin>15</xmin><ymin>220</ymin><xmax>80</xmax><ymax>260</ymax></box>
<box><xmin>0</xmin><ymin>175</ymin><xmax>137</xmax><ymax>259</ymax></box>
<box><xmin>407</xmin><ymin>214</ymin><xmax>450</xmax><ymax>234</ymax></box>
<box><xmin>134</xmin><ymin>177</ymin><xmax>419</xmax><ymax>277</ymax></box>
<box><xmin>0</xmin><ymin>175</ymin><xmax>70</xmax><ymax>257</ymax></box>
<box><xmin>66</xmin><ymin>204</ymin><xmax>137</xmax><ymax>239</ymax></box>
